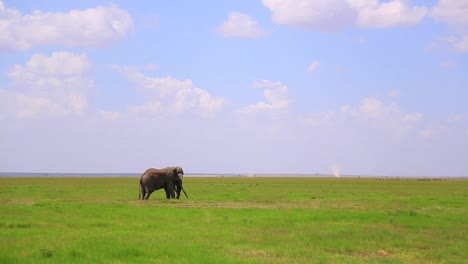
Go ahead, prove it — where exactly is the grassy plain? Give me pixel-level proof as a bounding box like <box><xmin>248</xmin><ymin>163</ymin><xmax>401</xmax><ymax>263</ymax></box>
<box><xmin>0</xmin><ymin>177</ymin><xmax>467</xmax><ymax>263</ymax></box>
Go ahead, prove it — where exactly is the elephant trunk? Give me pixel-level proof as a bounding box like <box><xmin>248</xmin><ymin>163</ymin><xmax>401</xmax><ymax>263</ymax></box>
<box><xmin>181</xmin><ymin>187</ymin><xmax>188</xmax><ymax>199</ymax></box>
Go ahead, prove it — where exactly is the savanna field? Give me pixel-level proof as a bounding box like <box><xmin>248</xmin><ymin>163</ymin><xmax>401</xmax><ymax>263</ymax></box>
<box><xmin>0</xmin><ymin>177</ymin><xmax>467</xmax><ymax>263</ymax></box>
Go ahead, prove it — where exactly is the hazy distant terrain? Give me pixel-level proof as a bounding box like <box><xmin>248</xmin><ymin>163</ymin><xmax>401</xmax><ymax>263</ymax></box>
<box><xmin>0</xmin><ymin>172</ymin><xmax>465</xmax><ymax>178</ymax></box>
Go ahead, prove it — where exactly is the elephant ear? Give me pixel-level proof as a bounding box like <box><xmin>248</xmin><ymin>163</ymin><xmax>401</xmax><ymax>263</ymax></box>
<box><xmin>173</xmin><ymin>167</ymin><xmax>183</xmax><ymax>181</ymax></box>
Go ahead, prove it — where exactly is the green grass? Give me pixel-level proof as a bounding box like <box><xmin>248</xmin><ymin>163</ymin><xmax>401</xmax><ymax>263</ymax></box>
<box><xmin>0</xmin><ymin>177</ymin><xmax>467</xmax><ymax>263</ymax></box>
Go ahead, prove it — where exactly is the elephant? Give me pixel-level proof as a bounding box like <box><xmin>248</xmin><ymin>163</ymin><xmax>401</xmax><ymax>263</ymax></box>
<box><xmin>139</xmin><ymin>166</ymin><xmax>188</xmax><ymax>200</ymax></box>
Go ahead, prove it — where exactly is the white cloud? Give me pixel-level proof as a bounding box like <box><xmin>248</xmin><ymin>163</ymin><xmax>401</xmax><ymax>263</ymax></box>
<box><xmin>431</xmin><ymin>0</ymin><xmax>468</xmax><ymax>28</ymax></box>
<box><xmin>307</xmin><ymin>61</ymin><xmax>320</xmax><ymax>73</ymax></box>
<box><xmin>262</xmin><ymin>0</ymin><xmax>428</xmax><ymax>31</ymax></box>
<box><xmin>3</xmin><ymin>81</ymin><xmax>468</xmax><ymax>176</ymax></box>
<box><xmin>262</xmin><ymin>0</ymin><xmax>357</xmax><ymax>32</ymax></box>
<box><xmin>296</xmin><ymin>94</ymin><xmax>468</xmax><ymax>176</ymax></box>
<box><xmin>388</xmin><ymin>89</ymin><xmax>400</xmax><ymax>98</ymax></box>
<box><xmin>341</xmin><ymin>104</ymin><xmax>351</xmax><ymax>113</ymax></box>
<box><xmin>10</xmin><ymin>52</ymin><xmax>92</xmax><ymax>78</ymax></box>
<box><xmin>2</xmin><ymin>52</ymin><xmax>94</xmax><ymax>118</ymax></box>
<box><xmin>356</xmin><ymin>97</ymin><xmax>411</xmax><ymax>136</ymax></box>
<box><xmin>439</xmin><ymin>60</ymin><xmax>459</xmax><ymax>69</ymax></box>
<box><xmin>358</xmin><ymin>97</ymin><xmax>396</xmax><ymax>119</ymax></box>
<box><xmin>0</xmin><ymin>1</ymin><xmax>133</xmax><ymax>51</ymax></box>
<box><xmin>100</xmin><ymin>110</ymin><xmax>122</xmax><ymax>120</ymax></box>
<box><xmin>0</xmin><ymin>88</ymin><xmax>59</xmax><ymax>119</ymax></box>
<box><xmin>449</xmin><ymin>114</ymin><xmax>468</xmax><ymax>122</ymax></box>
<box><xmin>305</xmin><ymin>98</ymin><xmax>397</xmax><ymax>127</ymax></box>
<box><xmin>452</xmin><ymin>35</ymin><xmax>468</xmax><ymax>52</ymax></box>
<box><xmin>402</xmin><ymin>112</ymin><xmax>423</xmax><ymax>122</ymax></box>
<box><xmin>353</xmin><ymin>0</ymin><xmax>428</xmax><ymax>28</ymax></box>
<box><xmin>303</xmin><ymin>111</ymin><xmax>335</xmax><ymax>126</ymax></box>
<box><xmin>419</xmin><ymin>128</ymin><xmax>435</xmax><ymax>139</ymax></box>
<box><xmin>145</xmin><ymin>64</ymin><xmax>159</xmax><ymax>71</ymax></box>
<box><xmin>114</xmin><ymin>66</ymin><xmax>225</xmax><ymax>116</ymax></box>
<box><xmin>128</xmin><ymin>102</ymin><xmax>162</xmax><ymax>115</ymax></box>
<box><xmin>14</xmin><ymin>94</ymin><xmax>52</xmax><ymax>118</ymax></box>
<box><xmin>216</xmin><ymin>12</ymin><xmax>266</xmax><ymax>38</ymax></box>
<box><xmin>112</xmin><ymin>64</ymin><xmax>159</xmax><ymax>73</ymax></box>
<box><xmin>430</xmin><ymin>0</ymin><xmax>468</xmax><ymax>53</ymax></box>
<box><xmin>67</xmin><ymin>95</ymin><xmax>88</xmax><ymax>115</ymax></box>
<box><xmin>432</xmin><ymin>34</ymin><xmax>468</xmax><ymax>53</ymax></box>
<box><xmin>241</xmin><ymin>80</ymin><xmax>290</xmax><ymax>113</ymax></box>
<box><xmin>304</xmin><ymin>95</ymin><xmax>423</xmax><ymax>138</ymax></box>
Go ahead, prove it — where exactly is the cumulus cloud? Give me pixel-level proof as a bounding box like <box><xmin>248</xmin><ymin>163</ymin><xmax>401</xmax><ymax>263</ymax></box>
<box><xmin>3</xmin><ymin>73</ymin><xmax>467</xmax><ymax>176</ymax></box>
<box><xmin>449</xmin><ymin>114</ymin><xmax>468</xmax><ymax>122</ymax></box>
<box><xmin>0</xmin><ymin>89</ymin><xmax>54</xmax><ymax>119</ymax></box>
<box><xmin>430</xmin><ymin>0</ymin><xmax>468</xmax><ymax>53</ymax></box>
<box><xmin>114</xmin><ymin>66</ymin><xmax>225</xmax><ymax>116</ymax></box>
<box><xmin>439</xmin><ymin>60</ymin><xmax>459</xmax><ymax>69</ymax></box>
<box><xmin>353</xmin><ymin>0</ymin><xmax>428</xmax><ymax>28</ymax></box>
<box><xmin>307</xmin><ymin>61</ymin><xmax>320</xmax><ymax>73</ymax></box>
<box><xmin>216</xmin><ymin>12</ymin><xmax>267</xmax><ymax>38</ymax></box>
<box><xmin>419</xmin><ymin>128</ymin><xmax>435</xmax><ymax>139</ymax></box>
<box><xmin>9</xmin><ymin>52</ymin><xmax>92</xmax><ymax>79</ymax></box>
<box><xmin>358</xmin><ymin>97</ymin><xmax>398</xmax><ymax>119</ymax></box>
<box><xmin>302</xmin><ymin>111</ymin><xmax>335</xmax><ymax>126</ymax></box>
<box><xmin>428</xmin><ymin>35</ymin><xmax>468</xmax><ymax>53</ymax></box>
<box><xmin>402</xmin><ymin>112</ymin><xmax>423</xmax><ymax>122</ymax></box>
<box><xmin>1</xmin><ymin>52</ymin><xmax>94</xmax><ymax>118</ymax></box>
<box><xmin>356</xmin><ymin>97</ymin><xmax>424</xmax><ymax>136</ymax></box>
<box><xmin>296</xmin><ymin>93</ymin><xmax>468</xmax><ymax>176</ymax></box>
<box><xmin>262</xmin><ymin>0</ymin><xmax>357</xmax><ymax>32</ymax></box>
<box><xmin>431</xmin><ymin>0</ymin><xmax>468</xmax><ymax>28</ymax></box>
<box><xmin>388</xmin><ymin>89</ymin><xmax>401</xmax><ymax>98</ymax></box>
<box><xmin>261</xmin><ymin>0</ymin><xmax>428</xmax><ymax>31</ymax></box>
<box><xmin>0</xmin><ymin>1</ymin><xmax>133</xmax><ymax>51</ymax></box>
<box><xmin>452</xmin><ymin>35</ymin><xmax>468</xmax><ymax>52</ymax></box>
<box><xmin>303</xmin><ymin>94</ymin><xmax>424</xmax><ymax>138</ymax></box>
<box><xmin>240</xmin><ymin>80</ymin><xmax>290</xmax><ymax>113</ymax></box>
<box><xmin>99</xmin><ymin>110</ymin><xmax>122</xmax><ymax>120</ymax></box>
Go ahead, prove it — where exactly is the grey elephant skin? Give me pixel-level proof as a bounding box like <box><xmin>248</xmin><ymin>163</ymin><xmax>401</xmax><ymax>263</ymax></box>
<box><xmin>139</xmin><ymin>166</ymin><xmax>188</xmax><ymax>200</ymax></box>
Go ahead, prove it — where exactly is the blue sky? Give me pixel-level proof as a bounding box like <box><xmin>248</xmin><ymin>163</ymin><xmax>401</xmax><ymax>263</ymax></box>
<box><xmin>1</xmin><ymin>0</ymin><xmax>467</xmax><ymax>176</ymax></box>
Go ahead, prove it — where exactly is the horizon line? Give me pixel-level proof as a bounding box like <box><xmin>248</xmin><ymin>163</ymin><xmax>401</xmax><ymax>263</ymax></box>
<box><xmin>0</xmin><ymin>172</ymin><xmax>466</xmax><ymax>178</ymax></box>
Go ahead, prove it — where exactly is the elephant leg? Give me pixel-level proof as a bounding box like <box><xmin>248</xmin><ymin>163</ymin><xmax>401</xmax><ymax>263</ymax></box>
<box><xmin>144</xmin><ymin>188</ymin><xmax>154</xmax><ymax>200</ymax></box>
<box><xmin>174</xmin><ymin>183</ymin><xmax>181</xmax><ymax>199</ymax></box>
<box><xmin>144</xmin><ymin>191</ymin><xmax>151</xmax><ymax>200</ymax></box>
<box><xmin>164</xmin><ymin>185</ymin><xmax>175</xmax><ymax>199</ymax></box>
<box><xmin>164</xmin><ymin>188</ymin><xmax>170</xmax><ymax>199</ymax></box>
<box><xmin>139</xmin><ymin>182</ymin><xmax>143</xmax><ymax>200</ymax></box>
